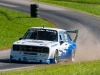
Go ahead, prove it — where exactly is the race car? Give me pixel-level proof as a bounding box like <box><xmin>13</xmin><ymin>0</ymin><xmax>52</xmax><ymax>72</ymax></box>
<box><xmin>10</xmin><ymin>26</ymin><xmax>78</xmax><ymax>64</ymax></box>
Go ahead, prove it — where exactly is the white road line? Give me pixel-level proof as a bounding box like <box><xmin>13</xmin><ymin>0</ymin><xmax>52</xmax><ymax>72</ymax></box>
<box><xmin>0</xmin><ymin>3</ymin><xmax>18</xmax><ymax>7</ymax></box>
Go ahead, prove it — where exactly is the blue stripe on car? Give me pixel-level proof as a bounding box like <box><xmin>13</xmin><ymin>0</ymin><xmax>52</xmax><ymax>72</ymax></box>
<box><xmin>58</xmin><ymin>41</ymin><xmax>76</xmax><ymax>60</ymax></box>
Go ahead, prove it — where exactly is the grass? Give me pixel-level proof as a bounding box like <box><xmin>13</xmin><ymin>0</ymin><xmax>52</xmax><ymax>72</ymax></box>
<box><xmin>0</xmin><ymin>60</ymin><xmax>100</xmax><ymax>75</ymax></box>
<box><xmin>34</xmin><ymin>0</ymin><xmax>100</xmax><ymax>16</ymax></box>
<box><xmin>0</xmin><ymin>6</ymin><xmax>56</xmax><ymax>50</ymax></box>
<box><xmin>54</xmin><ymin>0</ymin><xmax>100</xmax><ymax>4</ymax></box>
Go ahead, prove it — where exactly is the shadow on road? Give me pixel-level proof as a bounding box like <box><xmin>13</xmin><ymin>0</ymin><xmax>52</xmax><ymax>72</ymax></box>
<box><xmin>0</xmin><ymin>58</ymin><xmax>42</xmax><ymax>64</ymax></box>
<box><xmin>0</xmin><ymin>58</ymin><xmax>38</xmax><ymax>70</ymax></box>
<box><xmin>0</xmin><ymin>58</ymin><xmax>11</xmax><ymax>63</ymax></box>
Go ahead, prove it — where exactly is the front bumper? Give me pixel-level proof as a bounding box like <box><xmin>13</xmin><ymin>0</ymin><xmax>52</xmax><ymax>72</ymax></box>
<box><xmin>10</xmin><ymin>55</ymin><xmax>54</xmax><ymax>64</ymax></box>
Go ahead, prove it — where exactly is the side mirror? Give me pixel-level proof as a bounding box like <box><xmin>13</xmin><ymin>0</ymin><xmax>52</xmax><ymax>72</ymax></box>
<box><xmin>19</xmin><ymin>38</ymin><xmax>23</xmax><ymax>40</ymax></box>
<box><xmin>60</xmin><ymin>41</ymin><xmax>64</xmax><ymax>45</ymax></box>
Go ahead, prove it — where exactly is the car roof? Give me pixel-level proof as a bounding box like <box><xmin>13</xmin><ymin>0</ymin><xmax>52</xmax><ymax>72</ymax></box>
<box><xmin>30</xmin><ymin>27</ymin><xmax>66</xmax><ymax>32</ymax></box>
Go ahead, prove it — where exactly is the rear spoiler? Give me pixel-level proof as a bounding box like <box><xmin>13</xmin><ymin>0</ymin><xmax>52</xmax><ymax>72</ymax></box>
<box><xmin>67</xmin><ymin>30</ymin><xmax>78</xmax><ymax>42</ymax></box>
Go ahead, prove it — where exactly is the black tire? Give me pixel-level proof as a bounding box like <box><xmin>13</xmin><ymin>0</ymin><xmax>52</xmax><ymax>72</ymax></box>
<box><xmin>54</xmin><ymin>50</ymin><xmax>59</xmax><ymax>64</ymax></box>
<box><xmin>10</xmin><ymin>60</ymin><xmax>16</xmax><ymax>63</ymax></box>
<box><xmin>70</xmin><ymin>50</ymin><xmax>75</xmax><ymax>62</ymax></box>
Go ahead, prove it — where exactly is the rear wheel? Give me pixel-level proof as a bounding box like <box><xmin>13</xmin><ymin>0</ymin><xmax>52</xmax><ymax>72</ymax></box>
<box><xmin>70</xmin><ymin>50</ymin><xmax>75</xmax><ymax>62</ymax></box>
<box><xmin>54</xmin><ymin>50</ymin><xmax>59</xmax><ymax>64</ymax></box>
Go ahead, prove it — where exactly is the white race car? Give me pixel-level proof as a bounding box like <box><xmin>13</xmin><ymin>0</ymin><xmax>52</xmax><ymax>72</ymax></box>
<box><xmin>10</xmin><ymin>27</ymin><xmax>78</xmax><ymax>64</ymax></box>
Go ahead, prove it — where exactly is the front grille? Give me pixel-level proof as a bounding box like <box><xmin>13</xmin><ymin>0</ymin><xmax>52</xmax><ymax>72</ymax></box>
<box><xmin>13</xmin><ymin>45</ymin><xmax>49</xmax><ymax>53</ymax></box>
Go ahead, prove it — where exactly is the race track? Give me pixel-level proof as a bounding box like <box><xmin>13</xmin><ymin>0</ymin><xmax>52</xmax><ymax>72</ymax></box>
<box><xmin>0</xmin><ymin>0</ymin><xmax>100</xmax><ymax>70</ymax></box>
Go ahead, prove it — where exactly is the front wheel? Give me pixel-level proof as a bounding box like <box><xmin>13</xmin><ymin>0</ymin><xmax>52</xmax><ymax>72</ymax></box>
<box><xmin>54</xmin><ymin>50</ymin><xmax>59</xmax><ymax>64</ymax></box>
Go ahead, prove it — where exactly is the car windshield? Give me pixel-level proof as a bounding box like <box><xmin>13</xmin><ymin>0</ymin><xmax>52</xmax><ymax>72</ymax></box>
<box><xmin>23</xmin><ymin>28</ymin><xmax>58</xmax><ymax>41</ymax></box>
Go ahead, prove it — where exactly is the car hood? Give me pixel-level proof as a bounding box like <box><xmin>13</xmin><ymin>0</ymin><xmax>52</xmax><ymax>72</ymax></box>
<box><xmin>13</xmin><ymin>39</ymin><xmax>58</xmax><ymax>47</ymax></box>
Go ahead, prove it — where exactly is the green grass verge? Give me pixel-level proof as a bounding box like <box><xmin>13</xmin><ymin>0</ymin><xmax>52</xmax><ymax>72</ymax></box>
<box><xmin>0</xmin><ymin>60</ymin><xmax>100</xmax><ymax>75</ymax></box>
<box><xmin>0</xmin><ymin>6</ymin><xmax>56</xmax><ymax>50</ymax></box>
<box><xmin>34</xmin><ymin>0</ymin><xmax>100</xmax><ymax>16</ymax></box>
<box><xmin>53</xmin><ymin>0</ymin><xmax>100</xmax><ymax>4</ymax></box>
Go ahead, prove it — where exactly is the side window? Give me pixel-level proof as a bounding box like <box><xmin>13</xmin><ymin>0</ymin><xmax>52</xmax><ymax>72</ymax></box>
<box><xmin>59</xmin><ymin>31</ymin><xmax>65</xmax><ymax>43</ymax></box>
<box><xmin>67</xmin><ymin>34</ymin><xmax>72</xmax><ymax>42</ymax></box>
<box><xmin>64</xmin><ymin>32</ymin><xmax>72</xmax><ymax>42</ymax></box>
<box><xmin>64</xmin><ymin>33</ymin><xmax>68</xmax><ymax>42</ymax></box>
<box><xmin>59</xmin><ymin>35</ymin><xmax>62</xmax><ymax>40</ymax></box>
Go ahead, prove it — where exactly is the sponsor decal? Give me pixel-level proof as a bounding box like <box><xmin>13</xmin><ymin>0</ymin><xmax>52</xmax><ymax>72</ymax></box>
<box><xmin>28</xmin><ymin>40</ymin><xmax>43</xmax><ymax>43</ymax></box>
<box><xmin>51</xmin><ymin>44</ymin><xmax>58</xmax><ymax>47</ymax></box>
<box><xmin>33</xmin><ymin>41</ymin><xmax>43</xmax><ymax>43</ymax></box>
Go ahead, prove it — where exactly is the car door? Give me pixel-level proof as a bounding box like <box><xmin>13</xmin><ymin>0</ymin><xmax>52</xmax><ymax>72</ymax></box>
<box><xmin>58</xmin><ymin>31</ymin><xmax>70</xmax><ymax>60</ymax></box>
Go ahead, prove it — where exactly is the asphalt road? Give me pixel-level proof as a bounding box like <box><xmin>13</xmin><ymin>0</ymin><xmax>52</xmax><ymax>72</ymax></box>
<box><xmin>0</xmin><ymin>0</ymin><xmax>100</xmax><ymax>71</ymax></box>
